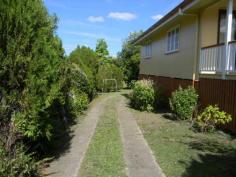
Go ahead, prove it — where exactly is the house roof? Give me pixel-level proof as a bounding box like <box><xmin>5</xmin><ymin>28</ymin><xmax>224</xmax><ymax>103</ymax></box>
<box><xmin>134</xmin><ymin>0</ymin><xmax>196</xmax><ymax>44</ymax></box>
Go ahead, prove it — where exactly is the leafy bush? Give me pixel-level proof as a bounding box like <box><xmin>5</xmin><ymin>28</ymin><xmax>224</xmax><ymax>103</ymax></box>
<box><xmin>0</xmin><ymin>1</ymin><xmax>93</xmax><ymax>175</ymax></box>
<box><xmin>0</xmin><ymin>0</ymin><xmax>66</xmax><ymax>143</ymax></box>
<box><xmin>195</xmin><ymin>105</ymin><xmax>232</xmax><ymax>132</ymax></box>
<box><xmin>68</xmin><ymin>46</ymin><xmax>99</xmax><ymax>99</ymax></box>
<box><xmin>118</xmin><ymin>31</ymin><xmax>143</xmax><ymax>85</ymax></box>
<box><xmin>130</xmin><ymin>80</ymin><xmax>155</xmax><ymax>112</ymax></box>
<box><xmin>68</xmin><ymin>89</ymin><xmax>89</xmax><ymax>117</ymax></box>
<box><xmin>96</xmin><ymin>63</ymin><xmax>124</xmax><ymax>92</ymax></box>
<box><xmin>0</xmin><ymin>145</ymin><xmax>41</xmax><ymax>177</ymax></box>
<box><xmin>169</xmin><ymin>86</ymin><xmax>198</xmax><ymax>120</ymax></box>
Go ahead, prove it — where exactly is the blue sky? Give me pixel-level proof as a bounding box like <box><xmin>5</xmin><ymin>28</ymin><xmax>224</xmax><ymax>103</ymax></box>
<box><xmin>44</xmin><ymin>0</ymin><xmax>182</xmax><ymax>56</ymax></box>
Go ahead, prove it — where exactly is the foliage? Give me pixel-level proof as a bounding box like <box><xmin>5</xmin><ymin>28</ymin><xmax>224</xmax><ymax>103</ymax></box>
<box><xmin>130</xmin><ymin>80</ymin><xmax>155</xmax><ymax>112</ymax></box>
<box><xmin>68</xmin><ymin>46</ymin><xmax>99</xmax><ymax>99</ymax></box>
<box><xmin>0</xmin><ymin>0</ymin><xmax>95</xmax><ymax>175</ymax></box>
<box><xmin>118</xmin><ymin>31</ymin><xmax>143</xmax><ymax>86</ymax></box>
<box><xmin>95</xmin><ymin>39</ymin><xmax>109</xmax><ymax>64</ymax></box>
<box><xmin>0</xmin><ymin>0</ymin><xmax>67</xmax><ymax>149</ymax></box>
<box><xmin>0</xmin><ymin>145</ymin><xmax>41</xmax><ymax>177</ymax></box>
<box><xmin>169</xmin><ymin>87</ymin><xmax>198</xmax><ymax>120</ymax></box>
<box><xmin>96</xmin><ymin>63</ymin><xmax>124</xmax><ymax>92</ymax></box>
<box><xmin>195</xmin><ymin>105</ymin><xmax>232</xmax><ymax>132</ymax></box>
<box><xmin>67</xmin><ymin>89</ymin><xmax>89</xmax><ymax>118</ymax></box>
<box><xmin>134</xmin><ymin>107</ymin><xmax>236</xmax><ymax>177</ymax></box>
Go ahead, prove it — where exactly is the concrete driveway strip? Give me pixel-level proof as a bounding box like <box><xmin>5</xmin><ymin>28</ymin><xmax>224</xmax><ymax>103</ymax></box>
<box><xmin>44</xmin><ymin>95</ymin><xmax>111</xmax><ymax>177</ymax></box>
<box><xmin>117</xmin><ymin>97</ymin><xmax>166</xmax><ymax>177</ymax></box>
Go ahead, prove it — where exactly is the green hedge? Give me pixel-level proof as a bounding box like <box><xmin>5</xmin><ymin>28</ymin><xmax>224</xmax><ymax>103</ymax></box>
<box><xmin>131</xmin><ymin>80</ymin><xmax>155</xmax><ymax>112</ymax></box>
<box><xmin>169</xmin><ymin>87</ymin><xmax>198</xmax><ymax>120</ymax></box>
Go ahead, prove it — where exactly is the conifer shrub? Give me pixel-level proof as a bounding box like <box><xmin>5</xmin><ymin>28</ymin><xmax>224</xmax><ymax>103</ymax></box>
<box><xmin>169</xmin><ymin>86</ymin><xmax>198</xmax><ymax>120</ymax></box>
<box><xmin>195</xmin><ymin>105</ymin><xmax>232</xmax><ymax>132</ymax></box>
<box><xmin>0</xmin><ymin>0</ymin><xmax>93</xmax><ymax>175</ymax></box>
<box><xmin>130</xmin><ymin>80</ymin><xmax>155</xmax><ymax>112</ymax></box>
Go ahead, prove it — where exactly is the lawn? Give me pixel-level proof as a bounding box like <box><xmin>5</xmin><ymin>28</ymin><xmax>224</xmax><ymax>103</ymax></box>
<box><xmin>132</xmin><ymin>109</ymin><xmax>236</xmax><ymax>177</ymax></box>
<box><xmin>78</xmin><ymin>95</ymin><xmax>127</xmax><ymax>177</ymax></box>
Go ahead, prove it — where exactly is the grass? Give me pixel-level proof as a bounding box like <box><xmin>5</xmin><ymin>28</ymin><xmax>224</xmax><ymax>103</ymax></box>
<box><xmin>132</xmin><ymin>109</ymin><xmax>236</xmax><ymax>177</ymax></box>
<box><xmin>78</xmin><ymin>95</ymin><xmax>127</xmax><ymax>177</ymax></box>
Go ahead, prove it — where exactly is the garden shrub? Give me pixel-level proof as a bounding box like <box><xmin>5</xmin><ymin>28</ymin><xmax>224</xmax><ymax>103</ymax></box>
<box><xmin>131</xmin><ymin>80</ymin><xmax>155</xmax><ymax>112</ymax></box>
<box><xmin>195</xmin><ymin>105</ymin><xmax>232</xmax><ymax>132</ymax></box>
<box><xmin>169</xmin><ymin>86</ymin><xmax>198</xmax><ymax>120</ymax></box>
<box><xmin>0</xmin><ymin>0</ymin><xmax>94</xmax><ymax>175</ymax></box>
<box><xmin>68</xmin><ymin>88</ymin><xmax>89</xmax><ymax>117</ymax></box>
<box><xmin>129</xmin><ymin>80</ymin><xmax>136</xmax><ymax>89</ymax></box>
<box><xmin>68</xmin><ymin>46</ymin><xmax>99</xmax><ymax>99</ymax></box>
<box><xmin>0</xmin><ymin>0</ymin><xmax>67</xmax><ymax>144</ymax></box>
<box><xmin>0</xmin><ymin>145</ymin><xmax>41</xmax><ymax>177</ymax></box>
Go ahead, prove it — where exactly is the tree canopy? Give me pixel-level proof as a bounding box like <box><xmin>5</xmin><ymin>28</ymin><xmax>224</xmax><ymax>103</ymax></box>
<box><xmin>118</xmin><ymin>31</ymin><xmax>143</xmax><ymax>86</ymax></box>
<box><xmin>0</xmin><ymin>0</ymin><xmax>66</xmax><ymax>143</ymax></box>
<box><xmin>68</xmin><ymin>45</ymin><xmax>99</xmax><ymax>99</ymax></box>
<box><xmin>95</xmin><ymin>39</ymin><xmax>109</xmax><ymax>63</ymax></box>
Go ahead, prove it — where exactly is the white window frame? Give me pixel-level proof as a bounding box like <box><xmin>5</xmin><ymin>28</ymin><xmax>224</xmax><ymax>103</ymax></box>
<box><xmin>143</xmin><ymin>43</ymin><xmax>152</xmax><ymax>59</ymax></box>
<box><xmin>166</xmin><ymin>25</ymin><xmax>180</xmax><ymax>54</ymax></box>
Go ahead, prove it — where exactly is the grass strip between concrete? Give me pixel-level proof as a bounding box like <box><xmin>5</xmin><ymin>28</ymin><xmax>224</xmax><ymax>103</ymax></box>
<box><xmin>78</xmin><ymin>95</ymin><xmax>127</xmax><ymax>177</ymax></box>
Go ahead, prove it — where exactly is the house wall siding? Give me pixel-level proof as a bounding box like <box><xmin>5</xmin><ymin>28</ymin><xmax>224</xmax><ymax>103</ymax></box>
<box><xmin>139</xmin><ymin>74</ymin><xmax>236</xmax><ymax>132</ymax></box>
<box><xmin>139</xmin><ymin>15</ymin><xmax>197</xmax><ymax>80</ymax></box>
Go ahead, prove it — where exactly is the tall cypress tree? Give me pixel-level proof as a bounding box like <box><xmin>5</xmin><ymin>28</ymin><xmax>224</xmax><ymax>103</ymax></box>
<box><xmin>0</xmin><ymin>0</ymin><xmax>65</xmax><ymax>150</ymax></box>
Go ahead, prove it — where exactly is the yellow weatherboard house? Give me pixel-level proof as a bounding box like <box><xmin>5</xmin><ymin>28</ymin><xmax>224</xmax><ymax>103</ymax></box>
<box><xmin>134</xmin><ymin>0</ymin><xmax>236</xmax><ymax>131</ymax></box>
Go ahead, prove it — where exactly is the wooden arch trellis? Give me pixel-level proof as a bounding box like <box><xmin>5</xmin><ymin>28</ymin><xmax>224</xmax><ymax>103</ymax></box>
<box><xmin>102</xmin><ymin>79</ymin><xmax>118</xmax><ymax>92</ymax></box>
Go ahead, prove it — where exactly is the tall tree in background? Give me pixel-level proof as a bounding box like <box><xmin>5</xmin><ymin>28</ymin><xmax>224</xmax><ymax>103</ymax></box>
<box><xmin>118</xmin><ymin>31</ymin><xmax>143</xmax><ymax>86</ymax></box>
<box><xmin>68</xmin><ymin>45</ymin><xmax>99</xmax><ymax>99</ymax></box>
<box><xmin>95</xmin><ymin>39</ymin><xmax>109</xmax><ymax>63</ymax></box>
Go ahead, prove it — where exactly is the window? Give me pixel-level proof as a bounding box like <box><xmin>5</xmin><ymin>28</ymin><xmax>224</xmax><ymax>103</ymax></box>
<box><xmin>143</xmin><ymin>44</ymin><xmax>152</xmax><ymax>58</ymax></box>
<box><xmin>218</xmin><ymin>10</ymin><xmax>236</xmax><ymax>44</ymax></box>
<box><xmin>166</xmin><ymin>26</ymin><xmax>180</xmax><ymax>53</ymax></box>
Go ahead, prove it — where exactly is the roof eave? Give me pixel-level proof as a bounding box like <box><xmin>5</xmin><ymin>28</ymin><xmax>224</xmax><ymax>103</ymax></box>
<box><xmin>133</xmin><ymin>0</ymin><xmax>200</xmax><ymax>45</ymax></box>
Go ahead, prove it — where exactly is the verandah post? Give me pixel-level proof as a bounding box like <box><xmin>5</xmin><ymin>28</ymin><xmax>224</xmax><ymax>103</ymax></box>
<box><xmin>223</xmin><ymin>0</ymin><xmax>233</xmax><ymax>79</ymax></box>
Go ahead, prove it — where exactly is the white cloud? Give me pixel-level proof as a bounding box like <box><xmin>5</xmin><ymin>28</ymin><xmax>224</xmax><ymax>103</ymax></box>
<box><xmin>87</xmin><ymin>16</ymin><xmax>105</xmax><ymax>23</ymax></box>
<box><xmin>108</xmin><ymin>12</ymin><xmax>136</xmax><ymax>21</ymax></box>
<box><xmin>151</xmin><ymin>14</ymin><xmax>163</xmax><ymax>21</ymax></box>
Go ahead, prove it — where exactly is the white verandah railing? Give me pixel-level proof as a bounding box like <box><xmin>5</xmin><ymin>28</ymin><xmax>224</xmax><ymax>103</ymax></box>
<box><xmin>199</xmin><ymin>42</ymin><xmax>236</xmax><ymax>74</ymax></box>
<box><xmin>227</xmin><ymin>42</ymin><xmax>236</xmax><ymax>72</ymax></box>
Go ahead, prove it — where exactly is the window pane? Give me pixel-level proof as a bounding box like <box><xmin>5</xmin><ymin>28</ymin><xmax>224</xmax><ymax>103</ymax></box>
<box><xmin>232</xmin><ymin>13</ymin><xmax>236</xmax><ymax>41</ymax></box>
<box><xmin>171</xmin><ymin>30</ymin><xmax>175</xmax><ymax>51</ymax></box>
<box><xmin>219</xmin><ymin>12</ymin><xmax>226</xmax><ymax>43</ymax></box>
<box><xmin>149</xmin><ymin>45</ymin><xmax>152</xmax><ymax>56</ymax></box>
<box><xmin>175</xmin><ymin>28</ymin><xmax>179</xmax><ymax>49</ymax></box>
<box><xmin>144</xmin><ymin>44</ymin><xmax>152</xmax><ymax>57</ymax></box>
<box><xmin>168</xmin><ymin>32</ymin><xmax>171</xmax><ymax>51</ymax></box>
